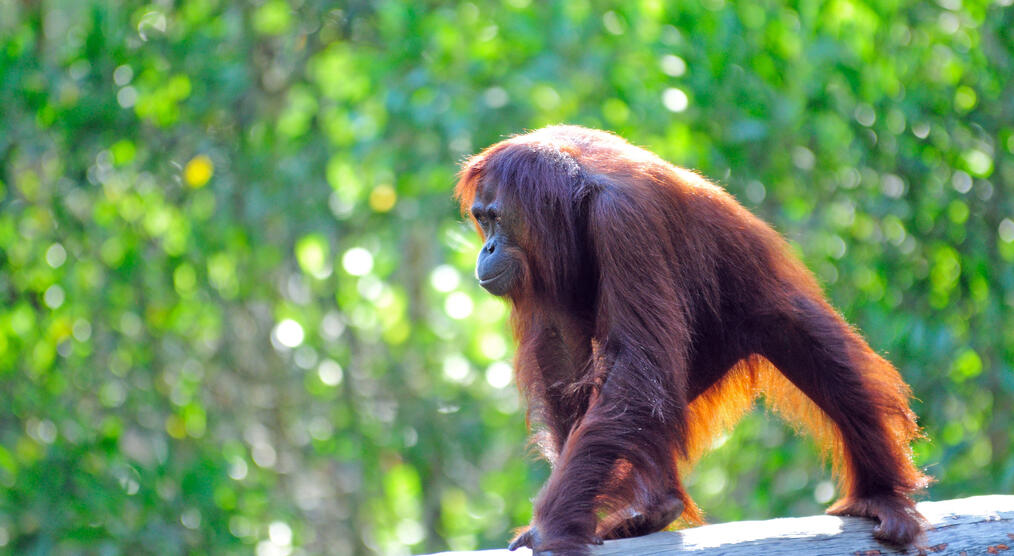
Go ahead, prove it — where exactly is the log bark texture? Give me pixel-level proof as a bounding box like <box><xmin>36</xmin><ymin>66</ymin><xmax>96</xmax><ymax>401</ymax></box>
<box><xmin>424</xmin><ymin>495</ymin><xmax>1014</xmax><ymax>556</ymax></box>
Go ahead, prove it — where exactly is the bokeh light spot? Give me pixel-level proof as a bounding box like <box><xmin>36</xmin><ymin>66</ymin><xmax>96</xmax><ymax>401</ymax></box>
<box><xmin>184</xmin><ymin>155</ymin><xmax>214</xmax><ymax>188</ymax></box>
<box><xmin>396</xmin><ymin>519</ymin><xmax>424</xmax><ymax>545</ymax></box>
<box><xmin>317</xmin><ymin>359</ymin><xmax>343</xmax><ymax>386</ymax></box>
<box><xmin>228</xmin><ymin>457</ymin><xmax>248</xmax><ymax>481</ymax></box>
<box><xmin>485</xmin><ymin>362</ymin><xmax>513</xmax><ymax>389</ymax></box>
<box><xmin>117</xmin><ymin>86</ymin><xmax>138</xmax><ymax>108</ymax></box>
<box><xmin>369</xmin><ymin>184</ymin><xmax>397</xmax><ymax>212</ymax></box>
<box><xmin>660</xmin><ymin>54</ymin><xmax>687</xmax><ymax>77</ymax></box>
<box><xmin>662</xmin><ymin>88</ymin><xmax>688</xmax><ymax>112</ymax></box>
<box><xmin>442</xmin><ymin>354</ymin><xmax>472</xmax><ymax>384</ymax></box>
<box><xmin>814</xmin><ymin>481</ymin><xmax>835</xmax><ymax>504</ymax></box>
<box><xmin>45</xmin><ymin>243</ymin><xmax>67</xmax><ymax>268</ymax></box>
<box><xmin>295</xmin><ymin>234</ymin><xmax>332</xmax><ymax>279</ymax></box>
<box><xmin>342</xmin><ymin>247</ymin><xmax>373</xmax><ymax>276</ymax></box>
<box><xmin>181</xmin><ymin>508</ymin><xmax>201</xmax><ymax>530</ymax></box>
<box><xmin>999</xmin><ymin>218</ymin><xmax>1014</xmax><ymax>243</ymax></box>
<box><xmin>479</xmin><ymin>332</ymin><xmax>507</xmax><ymax>359</ymax></box>
<box><xmin>445</xmin><ymin>292</ymin><xmax>473</xmax><ymax>319</ymax></box>
<box><xmin>429</xmin><ymin>265</ymin><xmax>461</xmax><ymax>292</ymax></box>
<box><xmin>268</xmin><ymin>521</ymin><xmax>292</xmax><ymax>546</ymax></box>
<box><xmin>484</xmin><ymin>86</ymin><xmax>509</xmax><ymax>108</ymax></box>
<box><xmin>43</xmin><ymin>285</ymin><xmax>65</xmax><ymax>309</ymax></box>
<box><xmin>273</xmin><ymin>319</ymin><xmax>305</xmax><ymax>349</ymax></box>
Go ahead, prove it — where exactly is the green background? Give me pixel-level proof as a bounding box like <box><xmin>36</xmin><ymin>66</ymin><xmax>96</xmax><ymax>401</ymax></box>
<box><xmin>2</xmin><ymin>0</ymin><xmax>1012</xmax><ymax>554</ymax></box>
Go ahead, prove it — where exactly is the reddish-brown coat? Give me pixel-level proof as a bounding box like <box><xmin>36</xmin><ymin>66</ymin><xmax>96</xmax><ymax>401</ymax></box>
<box><xmin>455</xmin><ymin>126</ymin><xmax>929</xmax><ymax>555</ymax></box>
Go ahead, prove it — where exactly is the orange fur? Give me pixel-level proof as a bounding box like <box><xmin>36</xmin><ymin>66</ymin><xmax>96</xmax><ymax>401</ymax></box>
<box><xmin>681</xmin><ymin>352</ymin><xmax>926</xmax><ymax>526</ymax></box>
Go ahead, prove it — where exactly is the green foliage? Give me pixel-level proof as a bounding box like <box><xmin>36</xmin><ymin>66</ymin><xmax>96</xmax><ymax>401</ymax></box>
<box><xmin>1</xmin><ymin>0</ymin><xmax>1012</xmax><ymax>554</ymax></box>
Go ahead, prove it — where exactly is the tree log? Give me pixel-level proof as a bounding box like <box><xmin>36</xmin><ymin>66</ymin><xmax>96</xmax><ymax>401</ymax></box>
<box><xmin>425</xmin><ymin>495</ymin><xmax>1014</xmax><ymax>555</ymax></box>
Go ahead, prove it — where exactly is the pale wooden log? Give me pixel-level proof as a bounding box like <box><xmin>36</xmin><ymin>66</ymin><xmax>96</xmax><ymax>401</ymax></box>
<box><xmin>424</xmin><ymin>495</ymin><xmax>1014</xmax><ymax>556</ymax></box>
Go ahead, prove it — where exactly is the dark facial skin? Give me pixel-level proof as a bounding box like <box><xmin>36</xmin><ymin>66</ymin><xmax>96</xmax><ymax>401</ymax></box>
<box><xmin>471</xmin><ymin>181</ymin><xmax>523</xmax><ymax>296</ymax></box>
